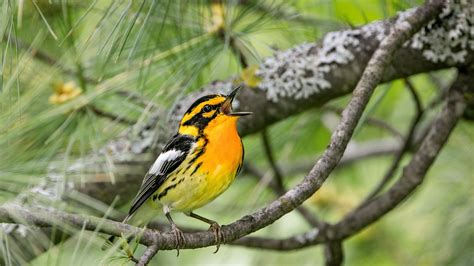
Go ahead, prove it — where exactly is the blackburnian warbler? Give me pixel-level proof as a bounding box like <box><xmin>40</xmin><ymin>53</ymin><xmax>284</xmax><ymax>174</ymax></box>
<box><xmin>111</xmin><ymin>87</ymin><xmax>251</xmax><ymax>254</ymax></box>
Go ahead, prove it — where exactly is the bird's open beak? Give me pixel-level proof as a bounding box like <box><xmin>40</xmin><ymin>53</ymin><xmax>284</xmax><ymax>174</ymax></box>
<box><xmin>221</xmin><ymin>86</ymin><xmax>252</xmax><ymax>116</ymax></box>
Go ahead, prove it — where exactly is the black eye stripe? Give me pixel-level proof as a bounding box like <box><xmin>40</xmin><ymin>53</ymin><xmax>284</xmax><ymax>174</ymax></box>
<box><xmin>184</xmin><ymin>95</ymin><xmax>219</xmax><ymax>115</ymax></box>
<box><xmin>200</xmin><ymin>104</ymin><xmax>220</xmax><ymax>114</ymax></box>
<box><xmin>181</xmin><ymin>99</ymin><xmax>225</xmax><ymax>131</ymax></box>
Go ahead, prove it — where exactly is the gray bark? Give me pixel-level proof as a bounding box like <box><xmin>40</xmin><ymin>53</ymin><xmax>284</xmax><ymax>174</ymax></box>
<box><xmin>1</xmin><ymin>0</ymin><xmax>472</xmax><ymax>262</ymax></box>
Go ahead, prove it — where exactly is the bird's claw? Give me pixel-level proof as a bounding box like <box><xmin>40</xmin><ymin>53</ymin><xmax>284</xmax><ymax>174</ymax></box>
<box><xmin>209</xmin><ymin>222</ymin><xmax>225</xmax><ymax>253</ymax></box>
<box><xmin>171</xmin><ymin>224</ymin><xmax>185</xmax><ymax>256</ymax></box>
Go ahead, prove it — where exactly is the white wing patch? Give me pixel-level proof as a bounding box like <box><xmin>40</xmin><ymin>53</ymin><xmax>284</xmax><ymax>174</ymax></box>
<box><xmin>149</xmin><ymin>149</ymin><xmax>184</xmax><ymax>175</ymax></box>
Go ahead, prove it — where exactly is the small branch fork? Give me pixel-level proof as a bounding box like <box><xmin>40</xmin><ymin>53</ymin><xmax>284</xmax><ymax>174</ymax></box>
<box><xmin>322</xmin><ymin>105</ymin><xmax>404</xmax><ymax>140</ymax></box>
<box><xmin>224</xmin><ymin>66</ymin><xmax>469</xmax><ymax>251</ymax></box>
<box><xmin>136</xmin><ymin>244</ymin><xmax>159</xmax><ymax>266</ymax></box>
<box><xmin>0</xmin><ymin>1</ymin><xmax>451</xmax><ymax>265</ymax></box>
<box><xmin>260</xmin><ymin>129</ymin><xmax>325</xmax><ymax>229</ymax></box>
<box><xmin>357</xmin><ymin>78</ymin><xmax>424</xmax><ymax>207</ymax></box>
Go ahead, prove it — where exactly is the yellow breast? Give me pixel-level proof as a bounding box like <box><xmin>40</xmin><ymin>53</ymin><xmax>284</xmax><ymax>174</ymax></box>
<box><xmin>150</xmin><ymin>116</ymin><xmax>243</xmax><ymax>212</ymax></box>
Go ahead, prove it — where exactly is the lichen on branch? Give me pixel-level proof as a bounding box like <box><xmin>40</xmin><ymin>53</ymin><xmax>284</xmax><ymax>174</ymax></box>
<box><xmin>408</xmin><ymin>0</ymin><xmax>474</xmax><ymax>63</ymax></box>
<box><xmin>256</xmin><ymin>1</ymin><xmax>473</xmax><ymax>102</ymax></box>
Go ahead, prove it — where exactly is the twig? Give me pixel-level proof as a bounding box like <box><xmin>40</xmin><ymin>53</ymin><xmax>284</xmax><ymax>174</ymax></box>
<box><xmin>357</xmin><ymin>78</ymin><xmax>424</xmax><ymax>205</ymax></box>
<box><xmin>260</xmin><ymin>129</ymin><xmax>325</xmax><ymax>228</ymax></box>
<box><xmin>324</xmin><ymin>241</ymin><xmax>344</xmax><ymax>266</ymax></box>
<box><xmin>405</xmin><ymin>78</ymin><xmax>424</xmax><ymax>116</ymax></box>
<box><xmin>136</xmin><ymin>244</ymin><xmax>159</xmax><ymax>266</ymax></box>
<box><xmin>130</xmin><ymin>256</ymin><xmax>139</xmax><ymax>264</ymax></box>
<box><xmin>334</xmin><ymin>70</ymin><xmax>468</xmax><ymax>240</ymax></box>
<box><xmin>338</xmin><ymin>139</ymin><xmax>403</xmax><ymax>166</ymax></box>
<box><xmin>280</xmin><ymin>138</ymin><xmax>402</xmax><ymax>176</ymax></box>
<box><xmin>0</xmin><ymin>205</ymin><xmax>156</xmax><ymax>246</ymax></box>
<box><xmin>261</xmin><ymin>129</ymin><xmax>284</xmax><ymax>191</ymax></box>
<box><xmin>89</xmin><ymin>106</ymin><xmax>137</xmax><ymax>125</ymax></box>
<box><xmin>243</xmin><ymin>161</ymin><xmax>324</xmax><ymax>228</ymax></box>
<box><xmin>242</xmin><ymin>163</ymin><xmax>280</xmax><ymax>193</ymax></box>
<box><xmin>323</xmin><ymin>106</ymin><xmax>404</xmax><ymax>140</ymax></box>
<box><xmin>426</xmin><ymin>72</ymin><xmax>451</xmax><ymax>109</ymax></box>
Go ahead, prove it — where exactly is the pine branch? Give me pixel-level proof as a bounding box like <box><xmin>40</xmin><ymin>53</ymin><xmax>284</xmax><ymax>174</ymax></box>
<box><xmin>0</xmin><ymin>2</ymin><xmax>446</xmax><ymax>262</ymax></box>
<box><xmin>2</xmin><ymin>0</ymin><xmax>466</xmax><ymax>262</ymax></box>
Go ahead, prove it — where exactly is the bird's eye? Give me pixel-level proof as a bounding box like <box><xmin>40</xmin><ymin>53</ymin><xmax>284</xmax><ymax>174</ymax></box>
<box><xmin>202</xmin><ymin>104</ymin><xmax>212</xmax><ymax>112</ymax></box>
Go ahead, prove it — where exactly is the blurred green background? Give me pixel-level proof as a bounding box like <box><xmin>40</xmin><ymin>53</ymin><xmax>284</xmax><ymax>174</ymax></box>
<box><xmin>1</xmin><ymin>0</ymin><xmax>473</xmax><ymax>265</ymax></box>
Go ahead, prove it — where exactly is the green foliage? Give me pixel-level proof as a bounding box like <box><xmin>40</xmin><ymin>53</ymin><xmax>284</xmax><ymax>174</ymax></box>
<box><xmin>0</xmin><ymin>0</ymin><xmax>472</xmax><ymax>265</ymax></box>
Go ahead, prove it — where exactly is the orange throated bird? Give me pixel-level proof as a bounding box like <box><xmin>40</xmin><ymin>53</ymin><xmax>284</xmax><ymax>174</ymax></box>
<box><xmin>112</xmin><ymin>87</ymin><xmax>251</xmax><ymax>254</ymax></box>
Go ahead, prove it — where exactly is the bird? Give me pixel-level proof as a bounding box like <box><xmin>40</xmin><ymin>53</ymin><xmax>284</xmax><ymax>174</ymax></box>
<box><xmin>109</xmin><ymin>86</ymin><xmax>251</xmax><ymax>255</ymax></box>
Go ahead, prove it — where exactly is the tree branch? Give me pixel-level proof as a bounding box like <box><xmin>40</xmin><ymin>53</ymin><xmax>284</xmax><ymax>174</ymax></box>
<box><xmin>324</xmin><ymin>241</ymin><xmax>344</xmax><ymax>266</ymax></box>
<box><xmin>2</xmin><ymin>0</ymin><xmax>463</xmax><ymax>260</ymax></box>
<box><xmin>276</xmin><ymin>138</ymin><xmax>402</xmax><ymax>177</ymax></box>
<box><xmin>0</xmin><ymin>2</ymin><xmax>445</xmax><ymax>257</ymax></box>
<box><xmin>261</xmin><ymin>129</ymin><xmax>285</xmax><ymax>192</ymax></box>
<box><xmin>334</xmin><ymin>68</ymin><xmax>469</xmax><ymax>240</ymax></box>
<box><xmin>322</xmin><ymin>106</ymin><xmax>404</xmax><ymax>140</ymax></box>
<box><xmin>0</xmin><ymin>66</ymin><xmax>465</xmax><ymax>257</ymax></box>
<box><xmin>137</xmin><ymin>244</ymin><xmax>159</xmax><ymax>266</ymax></box>
<box><xmin>227</xmin><ymin>68</ymin><xmax>469</xmax><ymax>250</ymax></box>
<box><xmin>243</xmin><ymin>160</ymin><xmax>324</xmax><ymax>229</ymax></box>
<box><xmin>30</xmin><ymin>1</ymin><xmax>469</xmax><ymax>211</ymax></box>
<box><xmin>358</xmin><ymin>78</ymin><xmax>424</xmax><ymax>204</ymax></box>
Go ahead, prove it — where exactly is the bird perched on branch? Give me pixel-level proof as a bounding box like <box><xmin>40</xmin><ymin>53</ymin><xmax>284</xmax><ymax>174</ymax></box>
<box><xmin>108</xmin><ymin>87</ymin><xmax>251</xmax><ymax>255</ymax></box>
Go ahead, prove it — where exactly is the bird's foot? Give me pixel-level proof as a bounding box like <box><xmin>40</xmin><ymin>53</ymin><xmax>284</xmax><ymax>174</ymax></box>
<box><xmin>171</xmin><ymin>224</ymin><xmax>186</xmax><ymax>256</ymax></box>
<box><xmin>208</xmin><ymin>222</ymin><xmax>225</xmax><ymax>253</ymax></box>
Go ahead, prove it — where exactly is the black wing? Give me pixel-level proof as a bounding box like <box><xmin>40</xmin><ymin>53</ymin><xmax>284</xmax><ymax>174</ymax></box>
<box><xmin>124</xmin><ymin>134</ymin><xmax>195</xmax><ymax>221</ymax></box>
